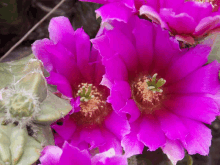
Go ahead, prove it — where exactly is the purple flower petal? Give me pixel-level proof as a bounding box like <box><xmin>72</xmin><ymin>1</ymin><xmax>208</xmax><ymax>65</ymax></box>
<box><xmin>58</xmin><ymin>142</ymin><xmax>92</xmax><ymax>165</ymax></box>
<box><xmin>40</xmin><ymin>146</ymin><xmax>62</xmax><ymax>165</ymax></box>
<box><xmin>163</xmin><ymin>95</ymin><xmax>219</xmax><ymax>124</ymax></box>
<box><xmin>75</xmin><ymin>28</ymin><xmax>93</xmax><ymax>82</ymax></box>
<box><xmin>105</xmin><ymin>111</ymin><xmax>130</xmax><ymax>140</ymax></box>
<box><xmin>138</xmin><ymin>116</ymin><xmax>166</xmax><ymax>151</ymax></box>
<box><xmin>105</xmin><ymin>27</ymin><xmax>138</xmax><ymax>72</ymax></box>
<box><xmin>96</xmin><ymin>2</ymin><xmax>134</xmax><ymax>23</ymax></box>
<box><xmin>103</xmin><ymin>55</ymin><xmax>128</xmax><ymax>82</ymax></box>
<box><xmin>99</xmin><ymin>129</ymin><xmax>123</xmax><ymax>155</ymax></box>
<box><xmin>46</xmin><ymin>71</ymin><xmax>73</xmax><ymax>97</ymax></box>
<box><xmin>181</xmin><ymin>118</ymin><xmax>211</xmax><ymax>155</ymax></box>
<box><xmin>132</xmin><ymin>16</ymin><xmax>154</xmax><ymax>72</ymax></box>
<box><xmin>164</xmin><ymin>44</ymin><xmax>210</xmax><ymax>84</ymax></box>
<box><xmin>160</xmin><ymin>8</ymin><xmax>197</xmax><ymax>34</ymax></box>
<box><xmin>161</xmin><ymin>139</ymin><xmax>185</xmax><ymax>165</ymax></box>
<box><xmin>52</xmin><ymin>118</ymin><xmax>76</xmax><ymax>140</ymax></box>
<box><xmin>122</xmin><ymin>120</ymin><xmax>144</xmax><ymax>157</ymax></box>
<box><xmin>165</xmin><ymin>60</ymin><xmax>220</xmax><ymax>95</ymax></box>
<box><xmin>32</xmin><ymin>39</ymin><xmax>54</xmax><ymax>72</ymax></box>
<box><xmin>48</xmin><ymin>16</ymin><xmax>75</xmax><ymax>54</ymax></box>
<box><xmin>80</xmin><ymin>128</ymin><xmax>106</xmax><ymax>150</ymax></box>
<box><xmin>119</xmin><ymin>99</ymin><xmax>140</xmax><ymax>123</ymax></box>
<box><xmin>155</xmin><ymin>109</ymin><xmax>188</xmax><ymax>141</ymax></box>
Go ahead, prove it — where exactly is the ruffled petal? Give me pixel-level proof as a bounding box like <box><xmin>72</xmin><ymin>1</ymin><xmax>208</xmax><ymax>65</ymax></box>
<box><xmin>32</xmin><ymin>39</ymin><xmax>55</xmax><ymax>72</ymax></box>
<box><xmin>40</xmin><ymin>146</ymin><xmax>62</xmax><ymax>165</ymax></box>
<box><xmin>52</xmin><ymin>118</ymin><xmax>76</xmax><ymax>140</ymax></box>
<box><xmin>165</xmin><ymin>60</ymin><xmax>220</xmax><ymax>95</ymax></box>
<box><xmin>48</xmin><ymin>16</ymin><xmax>75</xmax><ymax>54</ymax></box>
<box><xmin>99</xmin><ymin>129</ymin><xmax>123</xmax><ymax>155</ymax></box>
<box><xmin>132</xmin><ymin>16</ymin><xmax>154</xmax><ymax>72</ymax></box>
<box><xmin>163</xmin><ymin>95</ymin><xmax>219</xmax><ymax>124</ymax></box>
<box><xmin>138</xmin><ymin>115</ymin><xmax>166</xmax><ymax>151</ymax></box>
<box><xmin>58</xmin><ymin>142</ymin><xmax>92</xmax><ymax>165</ymax></box>
<box><xmin>177</xmin><ymin>1</ymin><xmax>212</xmax><ymax>23</ymax></box>
<box><xmin>103</xmin><ymin>55</ymin><xmax>128</xmax><ymax>83</ymax></box>
<box><xmin>92</xmin><ymin>35</ymin><xmax>115</xmax><ymax>60</ymax></box>
<box><xmin>155</xmin><ymin>109</ymin><xmax>188</xmax><ymax>141</ymax></box>
<box><xmin>46</xmin><ymin>72</ymin><xmax>73</xmax><ymax>97</ymax></box>
<box><xmin>80</xmin><ymin>128</ymin><xmax>106</xmax><ymax>150</ymax></box>
<box><xmin>119</xmin><ymin>99</ymin><xmax>140</xmax><ymax>123</ymax></box>
<box><xmin>122</xmin><ymin>120</ymin><xmax>144</xmax><ymax>157</ymax></box>
<box><xmin>152</xmin><ymin>24</ymin><xmax>181</xmax><ymax>75</ymax></box>
<box><xmin>194</xmin><ymin>16</ymin><xmax>220</xmax><ymax>37</ymax></box>
<box><xmin>164</xmin><ymin>44</ymin><xmax>210</xmax><ymax>84</ymax></box>
<box><xmin>139</xmin><ymin>5</ymin><xmax>168</xmax><ymax>29</ymax></box>
<box><xmin>107</xmin><ymin>81</ymin><xmax>131</xmax><ymax>113</ymax></box>
<box><xmin>181</xmin><ymin>118</ymin><xmax>211</xmax><ymax>155</ymax></box>
<box><xmin>105</xmin><ymin>26</ymin><xmax>138</xmax><ymax>72</ymax></box>
<box><xmin>75</xmin><ymin>28</ymin><xmax>93</xmax><ymax>82</ymax></box>
<box><xmin>105</xmin><ymin>111</ymin><xmax>130</xmax><ymax>140</ymax></box>
<box><xmin>160</xmin><ymin>8</ymin><xmax>197</xmax><ymax>34</ymax></box>
<box><xmin>161</xmin><ymin>139</ymin><xmax>185</xmax><ymax>165</ymax></box>
<box><xmin>96</xmin><ymin>2</ymin><xmax>134</xmax><ymax>23</ymax></box>
<box><xmin>44</xmin><ymin>42</ymin><xmax>82</xmax><ymax>86</ymax></box>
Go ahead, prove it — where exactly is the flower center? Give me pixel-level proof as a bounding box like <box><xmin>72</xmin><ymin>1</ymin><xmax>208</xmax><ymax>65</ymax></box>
<box><xmin>71</xmin><ymin>83</ymin><xmax>112</xmax><ymax>127</ymax></box>
<box><xmin>131</xmin><ymin>74</ymin><xmax>166</xmax><ymax>114</ymax></box>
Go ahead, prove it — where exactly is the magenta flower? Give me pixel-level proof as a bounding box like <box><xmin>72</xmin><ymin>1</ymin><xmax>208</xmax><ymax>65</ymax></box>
<box><xmin>39</xmin><ymin>142</ymin><xmax>128</xmax><ymax>165</ymax></box>
<box><xmin>32</xmin><ymin>16</ymin><xmax>130</xmax><ymax>154</ymax></box>
<box><xmin>81</xmin><ymin>0</ymin><xmax>220</xmax><ymax>44</ymax></box>
<box><xmin>92</xmin><ymin>15</ymin><xmax>220</xmax><ymax>164</ymax></box>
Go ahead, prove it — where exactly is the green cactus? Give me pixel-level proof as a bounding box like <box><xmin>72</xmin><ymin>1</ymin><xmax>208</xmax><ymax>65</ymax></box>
<box><xmin>0</xmin><ymin>54</ymin><xmax>72</xmax><ymax>165</ymax></box>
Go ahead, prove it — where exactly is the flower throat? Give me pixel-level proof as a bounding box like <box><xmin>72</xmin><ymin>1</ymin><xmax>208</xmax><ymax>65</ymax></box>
<box><xmin>131</xmin><ymin>73</ymin><xmax>166</xmax><ymax>114</ymax></box>
<box><xmin>71</xmin><ymin>83</ymin><xmax>112</xmax><ymax>127</ymax></box>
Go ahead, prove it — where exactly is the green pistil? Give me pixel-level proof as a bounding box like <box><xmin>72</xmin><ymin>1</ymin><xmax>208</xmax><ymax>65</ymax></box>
<box><xmin>78</xmin><ymin>84</ymin><xmax>94</xmax><ymax>102</ymax></box>
<box><xmin>146</xmin><ymin>73</ymin><xmax>166</xmax><ymax>93</ymax></box>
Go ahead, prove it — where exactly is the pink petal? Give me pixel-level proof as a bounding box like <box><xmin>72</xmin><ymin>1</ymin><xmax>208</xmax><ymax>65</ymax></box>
<box><xmin>164</xmin><ymin>44</ymin><xmax>210</xmax><ymax>84</ymax></box>
<box><xmin>163</xmin><ymin>95</ymin><xmax>219</xmax><ymax>124</ymax></box>
<box><xmin>105</xmin><ymin>111</ymin><xmax>130</xmax><ymax>140</ymax></box>
<box><xmin>45</xmin><ymin>42</ymin><xmax>82</xmax><ymax>86</ymax></box>
<box><xmin>152</xmin><ymin>24</ymin><xmax>181</xmax><ymax>75</ymax></box>
<box><xmin>139</xmin><ymin>5</ymin><xmax>168</xmax><ymax>29</ymax></box>
<box><xmin>161</xmin><ymin>139</ymin><xmax>185</xmax><ymax>165</ymax></box>
<box><xmin>103</xmin><ymin>55</ymin><xmax>128</xmax><ymax>83</ymax></box>
<box><xmin>59</xmin><ymin>142</ymin><xmax>92</xmax><ymax>165</ymax></box>
<box><xmin>155</xmin><ymin>109</ymin><xmax>188</xmax><ymax>141</ymax></box>
<box><xmin>92</xmin><ymin>35</ymin><xmax>115</xmax><ymax>60</ymax></box>
<box><xmin>132</xmin><ymin>16</ymin><xmax>154</xmax><ymax>72</ymax></box>
<box><xmin>48</xmin><ymin>16</ymin><xmax>75</xmax><ymax>54</ymax></box>
<box><xmin>165</xmin><ymin>60</ymin><xmax>220</xmax><ymax>95</ymax></box>
<box><xmin>194</xmin><ymin>16</ymin><xmax>220</xmax><ymax>37</ymax></box>
<box><xmin>99</xmin><ymin>129</ymin><xmax>123</xmax><ymax>155</ymax></box>
<box><xmin>105</xmin><ymin>27</ymin><xmax>138</xmax><ymax>72</ymax></box>
<box><xmin>52</xmin><ymin>118</ymin><xmax>76</xmax><ymax>140</ymax></box>
<box><xmin>75</xmin><ymin>28</ymin><xmax>93</xmax><ymax>82</ymax></box>
<box><xmin>80</xmin><ymin>128</ymin><xmax>106</xmax><ymax>150</ymax></box>
<box><xmin>32</xmin><ymin>39</ymin><xmax>55</xmax><ymax>72</ymax></box>
<box><xmin>46</xmin><ymin>72</ymin><xmax>73</xmax><ymax>97</ymax></box>
<box><xmin>177</xmin><ymin>1</ymin><xmax>212</xmax><ymax>23</ymax></box>
<box><xmin>122</xmin><ymin>120</ymin><xmax>144</xmax><ymax>157</ymax></box>
<box><xmin>181</xmin><ymin>118</ymin><xmax>212</xmax><ymax>155</ymax></box>
<box><xmin>40</xmin><ymin>146</ymin><xmax>62</xmax><ymax>165</ymax></box>
<box><xmin>138</xmin><ymin>115</ymin><xmax>166</xmax><ymax>151</ymax></box>
<box><xmin>119</xmin><ymin>99</ymin><xmax>140</xmax><ymax>123</ymax></box>
<box><xmin>96</xmin><ymin>2</ymin><xmax>134</xmax><ymax>23</ymax></box>
<box><xmin>160</xmin><ymin>8</ymin><xmax>197</xmax><ymax>34</ymax></box>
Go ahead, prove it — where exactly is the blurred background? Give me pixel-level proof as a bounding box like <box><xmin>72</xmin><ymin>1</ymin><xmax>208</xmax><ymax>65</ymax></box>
<box><xmin>0</xmin><ymin>0</ymin><xmax>220</xmax><ymax>164</ymax></box>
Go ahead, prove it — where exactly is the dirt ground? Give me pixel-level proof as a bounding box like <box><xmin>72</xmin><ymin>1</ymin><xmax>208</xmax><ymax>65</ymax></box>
<box><xmin>1</xmin><ymin>1</ymin><xmax>220</xmax><ymax>164</ymax></box>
